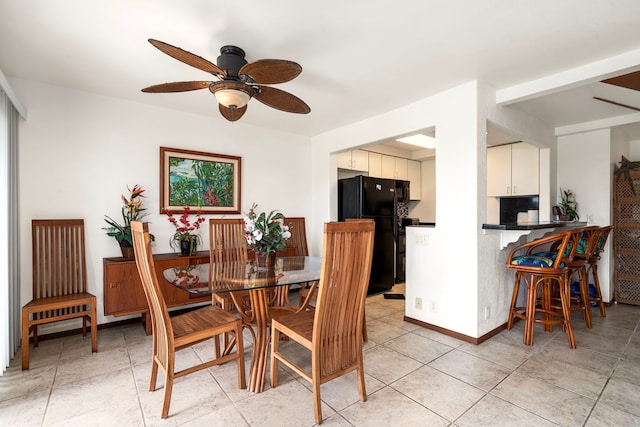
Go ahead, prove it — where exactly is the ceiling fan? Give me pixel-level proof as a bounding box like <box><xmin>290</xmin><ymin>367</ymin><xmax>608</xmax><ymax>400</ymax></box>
<box><xmin>142</xmin><ymin>39</ymin><xmax>310</xmax><ymax>122</ymax></box>
<box><xmin>593</xmin><ymin>70</ymin><xmax>640</xmax><ymax>112</ymax></box>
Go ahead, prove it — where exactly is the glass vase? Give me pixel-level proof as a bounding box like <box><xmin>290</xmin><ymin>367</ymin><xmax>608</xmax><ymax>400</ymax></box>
<box><xmin>255</xmin><ymin>251</ymin><xmax>276</xmax><ymax>271</ymax></box>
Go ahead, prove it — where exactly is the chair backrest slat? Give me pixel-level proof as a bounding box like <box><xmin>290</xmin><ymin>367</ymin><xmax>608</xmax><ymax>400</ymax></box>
<box><xmin>313</xmin><ymin>221</ymin><xmax>374</xmax><ymax>377</ymax></box>
<box><xmin>32</xmin><ymin>219</ymin><xmax>87</xmax><ymax>300</ymax></box>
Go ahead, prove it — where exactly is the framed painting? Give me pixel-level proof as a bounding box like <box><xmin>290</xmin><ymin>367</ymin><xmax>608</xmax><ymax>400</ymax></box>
<box><xmin>160</xmin><ymin>147</ymin><xmax>241</xmax><ymax>214</ymax></box>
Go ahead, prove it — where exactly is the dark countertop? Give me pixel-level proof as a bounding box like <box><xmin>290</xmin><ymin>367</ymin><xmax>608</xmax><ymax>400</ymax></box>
<box><xmin>482</xmin><ymin>221</ymin><xmax>587</xmax><ymax>231</ymax></box>
<box><xmin>407</xmin><ymin>222</ymin><xmax>436</xmax><ymax>228</ymax></box>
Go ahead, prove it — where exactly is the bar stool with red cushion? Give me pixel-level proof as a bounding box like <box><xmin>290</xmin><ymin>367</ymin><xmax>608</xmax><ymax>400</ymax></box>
<box><xmin>506</xmin><ymin>228</ymin><xmax>584</xmax><ymax>348</ymax></box>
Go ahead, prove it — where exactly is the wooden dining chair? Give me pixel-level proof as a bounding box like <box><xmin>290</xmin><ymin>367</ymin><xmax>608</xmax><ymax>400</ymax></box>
<box><xmin>283</xmin><ymin>217</ymin><xmax>317</xmax><ymax>307</ymax></box>
<box><xmin>270</xmin><ymin>220</ymin><xmax>375</xmax><ymax>424</ymax></box>
<box><xmin>131</xmin><ymin>221</ymin><xmax>245</xmax><ymax>419</ymax></box>
<box><xmin>209</xmin><ymin>218</ymin><xmax>250</xmax><ymax>312</ymax></box>
<box><xmin>21</xmin><ymin>219</ymin><xmax>97</xmax><ymax>370</ymax></box>
<box><xmin>285</xmin><ymin>217</ymin><xmax>309</xmax><ymax>256</ymax></box>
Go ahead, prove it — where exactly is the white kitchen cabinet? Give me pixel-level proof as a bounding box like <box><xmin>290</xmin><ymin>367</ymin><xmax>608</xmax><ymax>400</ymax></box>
<box><xmin>487</xmin><ymin>142</ymin><xmax>539</xmax><ymax>197</ymax></box>
<box><xmin>368</xmin><ymin>152</ymin><xmax>382</xmax><ymax>177</ymax></box>
<box><xmin>381</xmin><ymin>155</ymin><xmax>408</xmax><ymax>180</ymax></box>
<box><xmin>381</xmin><ymin>155</ymin><xmax>395</xmax><ymax>179</ymax></box>
<box><xmin>395</xmin><ymin>157</ymin><xmax>408</xmax><ymax>180</ymax></box>
<box><xmin>408</xmin><ymin>160</ymin><xmax>421</xmax><ymax>200</ymax></box>
<box><xmin>511</xmin><ymin>143</ymin><xmax>539</xmax><ymax>195</ymax></box>
<box><xmin>337</xmin><ymin>149</ymin><xmax>369</xmax><ymax>172</ymax></box>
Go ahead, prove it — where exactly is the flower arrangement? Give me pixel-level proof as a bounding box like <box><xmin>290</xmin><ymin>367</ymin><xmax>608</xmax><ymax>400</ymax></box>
<box><xmin>103</xmin><ymin>184</ymin><xmax>154</xmax><ymax>250</ymax></box>
<box><xmin>243</xmin><ymin>203</ymin><xmax>291</xmax><ymax>254</ymax></box>
<box><xmin>560</xmin><ymin>188</ymin><xmax>579</xmax><ymax>221</ymax></box>
<box><xmin>165</xmin><ymin>207</ymin><xmax>206</xmax><ymax>255</ymax></box>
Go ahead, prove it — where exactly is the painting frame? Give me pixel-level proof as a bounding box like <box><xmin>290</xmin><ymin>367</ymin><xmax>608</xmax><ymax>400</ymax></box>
<box><xmin>160</xmin><ymin>147</ymin><xmax>241</xmax><ymax>214</ymax></box>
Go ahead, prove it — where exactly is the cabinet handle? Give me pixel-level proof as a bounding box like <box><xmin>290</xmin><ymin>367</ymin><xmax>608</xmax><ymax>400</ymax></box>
<box><xmin>507</xmin><ymin>186</ymin><xmax>510</xmax><ymax>195</ymax></box>
<box><xmin>513</xmin><ymin>185</ymin><xmax>518</xmax><ymax>194</ymax></box>
<box><xmin>109</xmin><ymin>282</ymin><xmax>119</xmax><ymax>288</ymax></box>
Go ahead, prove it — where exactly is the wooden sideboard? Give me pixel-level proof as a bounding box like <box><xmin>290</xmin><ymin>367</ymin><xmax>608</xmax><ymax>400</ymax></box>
<box><xmin>103</xmin><ymin>251</ymin><xmax>210</xmax><ymax>333</ymax></box>
<box><xmin>103</xmin><ymin>247</ymin><xmax>297</xmax><ymax>333</ymax></box>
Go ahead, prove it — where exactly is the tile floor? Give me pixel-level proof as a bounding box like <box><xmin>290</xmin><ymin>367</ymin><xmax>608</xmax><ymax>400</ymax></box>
<box><xmin>2</xmin><ymin>284</ymin><xmax>640</xmax><ymax>426</ymax></box>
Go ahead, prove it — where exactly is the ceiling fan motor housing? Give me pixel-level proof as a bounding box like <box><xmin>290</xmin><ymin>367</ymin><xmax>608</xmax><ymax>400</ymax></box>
<box><xmin>217</xmin><ymin>45</ymin><xmax>247</xmax><ymax>79</ymax></box>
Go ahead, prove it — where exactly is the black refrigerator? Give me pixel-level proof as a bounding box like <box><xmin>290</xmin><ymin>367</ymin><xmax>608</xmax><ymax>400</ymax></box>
<box><xmin>338</xmin><ymin>175</ymin><xmax>396</xmax><ymax>294</ymax></box>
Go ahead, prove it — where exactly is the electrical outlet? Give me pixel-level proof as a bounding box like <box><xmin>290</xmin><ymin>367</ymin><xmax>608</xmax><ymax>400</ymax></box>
<box><xmin>415</xmin><ymin>297</ymin><xmax>423</xmax><ymax>310</ymax></box>
<box><xmin>484</xmin><ymin>305</ymin><xmax>490</xmax><ymax>320</ymax></box>
<box><xmin>587</xmin><ymin>214</ymin><xmax>594</xmax><ymax>223</ymax></box>
<box><xmin>429</xmin><ymin>301</ymin><xmax>437</xmax><ymax>313</ymax></box>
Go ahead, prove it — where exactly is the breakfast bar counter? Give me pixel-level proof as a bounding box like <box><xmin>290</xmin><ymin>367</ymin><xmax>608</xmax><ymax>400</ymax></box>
<box><xmin>482</xmin><ymin>221</ymin><xmax>586</xmax><ymax>231</ymax></box>
<box><xmin>482</xmin><ymin>221</ymin><xmax>588</xmax><ymax>249</ymax></box>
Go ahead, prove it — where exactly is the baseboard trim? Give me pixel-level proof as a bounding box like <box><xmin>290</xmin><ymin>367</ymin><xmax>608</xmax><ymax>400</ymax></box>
<box><xmin>403</xmin><ymin>316</ymin><xmax>507</xmax><ymax>345</ymax></box>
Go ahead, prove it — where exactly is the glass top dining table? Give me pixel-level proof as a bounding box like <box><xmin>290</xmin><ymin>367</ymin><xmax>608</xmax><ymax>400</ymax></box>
<box><xmin>163</xmin><ymin>255</ymin><xmax>321</xmax><ymax>393</ymax></box>
<box><xmin>163</xmin><ymin>256</ymin><xmax>322</xmax><ymax>295</ymax></box>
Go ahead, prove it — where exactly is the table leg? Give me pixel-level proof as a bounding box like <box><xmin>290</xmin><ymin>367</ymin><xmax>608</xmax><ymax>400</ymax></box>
<box><xmin>247</xmin><ymin>288</ymin><xmax>270</xmax><ymax>393</ymax></box>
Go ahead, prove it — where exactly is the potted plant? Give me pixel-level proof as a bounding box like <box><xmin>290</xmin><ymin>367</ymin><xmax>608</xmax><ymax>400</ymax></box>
<box><xmin>559</xmin><ymin>187</ymin><xmax>579</xmax><ymax>221</ymax></box>
<box><xmin>103</xmin><ymin>184</ymin><xmax>154</xmax><ymax>258</ymax></box>
<box><xmin>243</xmin><ymin>203</ymin><xmax>291</xmax><ymax>269</ymax></box>
<box><xmin>165</xmin><ymin>207</ymin><xmax>206</xmax><ymax>256</ymax></box>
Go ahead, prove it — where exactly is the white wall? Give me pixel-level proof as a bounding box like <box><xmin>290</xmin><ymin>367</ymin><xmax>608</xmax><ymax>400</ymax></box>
<box><xmin>12</xmin><ymin>78</ymin><xmax>313</xmax><ymax>333</ymax></box>
<box><xmin>625</xmin><ymin>139</ymin><xmax>639</xmax><ymax>160</ymax></box>
<box><xmin>557</xmin><ymin>129</ymin><xmax>613</xmax><ymax>301</ymax></box>
<box><xmin>312</xmin><ymin>81</ymin><xmax>483</xmax><ymax>337</ymax></box>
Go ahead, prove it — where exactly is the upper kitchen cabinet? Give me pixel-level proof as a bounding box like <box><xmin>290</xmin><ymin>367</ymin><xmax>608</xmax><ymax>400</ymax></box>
<box><xmin>381</xmin><ymin>155</ymin><xmax>408</xmax><ymax>180</ymax></box>
<box><xmin>408</xmin><ymin>160</ymin><xmax>421</xmax><ymax>200</ymax></box>
<box><xmin>337</xmin><ymin>149</ymin><xmax>369</xmax><ymax>172</ymax></box>
<box><xmin>368</xmin><ymin>152</ymin><xmax>382</xmax><ymax>177</ymax></box>
<box><xmin>487</xmin><ymin>142</ymin><xmax>539</xmax><ymax>197</ymax></box>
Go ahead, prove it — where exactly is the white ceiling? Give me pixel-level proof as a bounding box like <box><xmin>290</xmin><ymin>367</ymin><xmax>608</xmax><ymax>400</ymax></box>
<box><xmin>2</xmin><ymin>1</ymin><xmax>640</xmax><ymax>144</ymax></box>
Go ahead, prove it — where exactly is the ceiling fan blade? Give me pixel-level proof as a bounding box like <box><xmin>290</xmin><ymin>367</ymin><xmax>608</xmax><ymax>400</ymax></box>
<box><xmin>148</xmin><ymin>39</ymin><xmax>225</xmax><ymax>76</ymax></box>
<box><xmin>602</xmin><ymin>70</ymin><xmax>640</xmax><ymax>91</ymax></box>
<box><xmin>240</xmin><ymin>59</ymin><xmax>302</xmax><ymax>84</ymax></box>
<box><xmin>593</xmin><ymin>97</ymin><xmax>640</xmax><ymax>112</ymax></box>
<box><xmin>219</xmin><ymin>104</ymin><xmax>247</xmax><ymax>122</ymax></box>
<box><xmin>142</xmin><ymin>81</ymin><xmax>212</xmax><ymax>93</ymax></box>
<box><xmin>253</xmin><ymin>85</ymin><xmax>310</xmax><ymax>114</ymax></box>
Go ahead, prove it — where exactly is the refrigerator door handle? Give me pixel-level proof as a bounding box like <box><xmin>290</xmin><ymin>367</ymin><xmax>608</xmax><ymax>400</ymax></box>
<box><xmin>393</xmin><ymin>216</ymin><xmax>398</xmax><ymax>240</ymax></box>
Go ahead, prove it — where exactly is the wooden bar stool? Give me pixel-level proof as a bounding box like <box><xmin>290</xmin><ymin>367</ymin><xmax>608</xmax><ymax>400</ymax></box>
<box><xmin>550</xmin><ymin>226</ymin><xmax>599</xmax><ymax>328</ymax></box>
<box><xmin>506</xmin><ymin>228</ymin><xmax>584</xmax><ymax>348</ymax></box>
<box><xmin>585</xmin><ymin>225</ymin><xmax>613</xmax><ymax>317</ymax></box>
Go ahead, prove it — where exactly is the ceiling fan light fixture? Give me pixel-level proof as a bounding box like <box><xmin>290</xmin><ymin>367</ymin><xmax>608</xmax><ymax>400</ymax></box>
<box><xmin>213</xmin><ymin>87</ymin><xmax>251</xmax><ymax>109</ymax></box>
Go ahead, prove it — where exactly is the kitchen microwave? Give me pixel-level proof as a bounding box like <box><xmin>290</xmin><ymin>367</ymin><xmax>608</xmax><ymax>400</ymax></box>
<box><xmin>395</xmin><ymin>180</ymin><xmax>410</xmax><ymax>203</ymax></box>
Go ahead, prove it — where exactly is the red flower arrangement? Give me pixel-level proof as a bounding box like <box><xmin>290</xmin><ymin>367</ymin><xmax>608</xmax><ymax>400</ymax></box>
<box><xmin>165</xmin><ymin>207</ymin><xmax>206</xmax><ymax>255</ymax></box>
